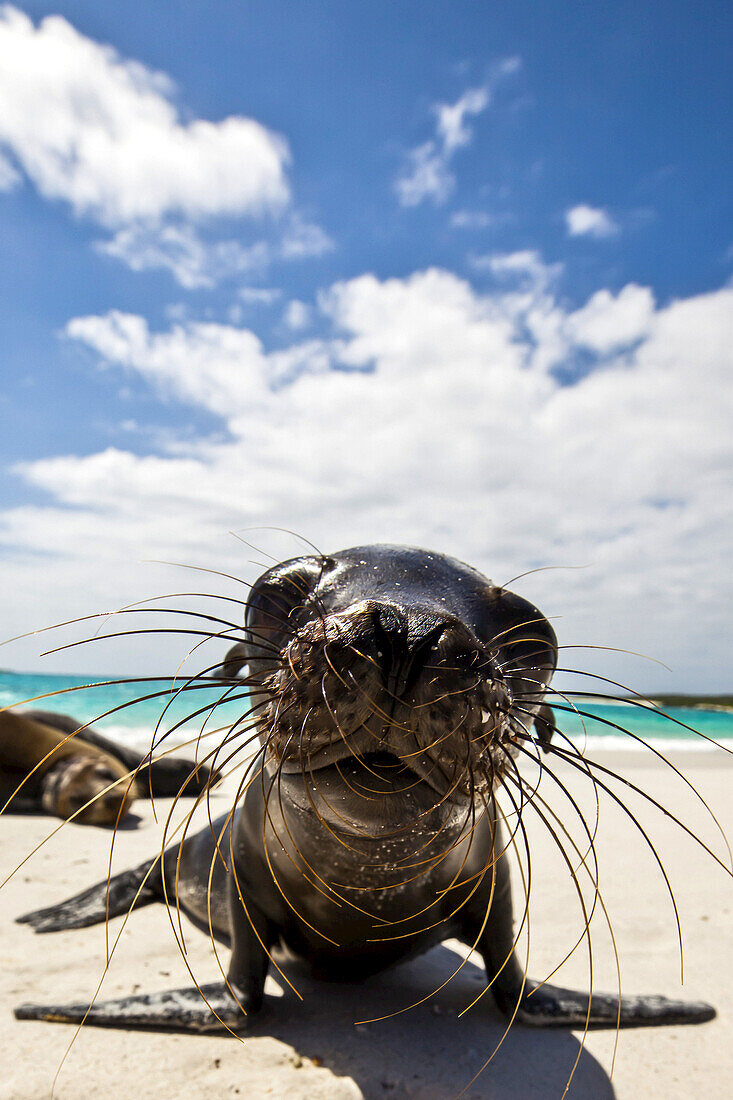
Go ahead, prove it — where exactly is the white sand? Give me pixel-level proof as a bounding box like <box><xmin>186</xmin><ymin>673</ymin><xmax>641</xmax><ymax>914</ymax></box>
<box><xmin>1</xmin><ymin>749</ymin><xmax>731</xmax><ymax>1100</ymax></box>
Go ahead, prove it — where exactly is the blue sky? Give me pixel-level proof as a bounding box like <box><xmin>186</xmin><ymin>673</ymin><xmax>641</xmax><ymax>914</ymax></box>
<box><xmin>0</xmin><ymin>2</ymin><xmax>731</xmax><ymax>688</ymax></box>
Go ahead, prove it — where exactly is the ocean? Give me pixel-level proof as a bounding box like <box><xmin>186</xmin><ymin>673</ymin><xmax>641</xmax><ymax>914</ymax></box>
<box><xmin>2</xmin><ymin>669</ymin><xmax>732</xmax><ymax>755</ymax></box>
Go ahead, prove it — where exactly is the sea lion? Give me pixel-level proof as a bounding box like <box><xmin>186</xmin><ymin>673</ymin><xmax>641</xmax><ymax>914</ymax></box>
<box><xmin>14</xmin><ymin>545</ymin><xmax>715</xmax><ymax>1030</ymax></box>
<box><xmin>0</xmin><ymin>708</ymin><xmax>217</xmax><ymax>826</ymax></box>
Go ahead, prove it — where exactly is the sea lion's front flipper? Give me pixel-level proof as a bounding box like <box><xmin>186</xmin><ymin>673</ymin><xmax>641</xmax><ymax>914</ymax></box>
<box><xmin>17</xmin><ymin>859</ymin><xmax>162</xmax><ymax>933</ymax></box>
<box><xmin>464</xmin><ymin>826</ymin><xmax>716</xmax><ymax>1031</ymax></box>
<box><xmin>17</xmin><ymin>875</ymin><xmax>273</xmax><ymax>1033</ymax></box>
<box><xmin>14</xmin><ymin>982</ymin><xmax>251</xmax><ymax>1033</ymax></box>
<box><xmin>495</xmin><ymin>978</ymin><xmax>716</xmax><ymax>1029</ymax></box>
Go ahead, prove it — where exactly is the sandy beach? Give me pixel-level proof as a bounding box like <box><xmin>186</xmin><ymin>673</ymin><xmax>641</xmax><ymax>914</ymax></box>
<box><xmin>1</xmin><ymin>748</ymin><xmax>730</xmax><ymax>1100</ymax></box>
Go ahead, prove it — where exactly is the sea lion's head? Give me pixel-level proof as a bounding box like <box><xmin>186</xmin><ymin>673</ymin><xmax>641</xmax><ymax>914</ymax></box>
<box><xmin>238</xmin><ymin>546</ymin><xmax>557</xmax><ymax>833</ymax></box>
<box><xmin>41</xmin><ymin>757</ymin><xmax>137</xmax><ymax>826</ymax></box>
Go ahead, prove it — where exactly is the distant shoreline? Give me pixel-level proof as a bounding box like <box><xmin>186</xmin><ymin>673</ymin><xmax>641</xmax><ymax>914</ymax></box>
<box><xmin>628</xmin><ymin>694</ymin><xmax>733</xmax><ymax>714</ymax></box>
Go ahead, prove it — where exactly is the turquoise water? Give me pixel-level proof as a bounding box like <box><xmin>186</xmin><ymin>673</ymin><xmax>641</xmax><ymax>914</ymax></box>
<box><xmin>1</xmin><ymin>669</ymin><xmax>732</xmax><ymax>753</ymax></box>
<box><xmin>0</xmin><ymin>669</ymin><xmax>255</xmax><ymax>754</ymax></box>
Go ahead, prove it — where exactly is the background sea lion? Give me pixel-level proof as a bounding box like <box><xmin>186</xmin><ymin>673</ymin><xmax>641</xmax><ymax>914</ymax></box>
<box><xmin>14</xmin><ymin>545</ymin><xmax>716</xmax><ymax>1031</ymax></box>
<box><xmin>0</xmin><ymin>708</ymin><xmax>217</xmax><ymax>826</ymax></box>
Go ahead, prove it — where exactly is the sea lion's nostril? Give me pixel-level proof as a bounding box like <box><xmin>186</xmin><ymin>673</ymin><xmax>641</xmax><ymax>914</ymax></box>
<box><xmin>373</xmin><ymin>604</ymin><xmax>408</xmax><ymax>644</ymax></box>
<box><xmin>372</xmin><ymin>604</ymin><xmax>409</xmax><ymax>696</ymax></box>
<box><xmin>372</xmin><ymin>604</ymin><xmax>448</xmax><ymax>697</ymax></box>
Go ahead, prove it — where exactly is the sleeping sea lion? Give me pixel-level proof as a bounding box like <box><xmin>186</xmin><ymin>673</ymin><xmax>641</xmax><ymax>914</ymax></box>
<box><xmin>0</xmin><ymin>708</ymin><xmax>217</xmax><ymax>826</ymax></box>
<box><xmin>13</xmin><ymin>546</ymin><xmax>716</xmax><ymax>1029</ymax></box>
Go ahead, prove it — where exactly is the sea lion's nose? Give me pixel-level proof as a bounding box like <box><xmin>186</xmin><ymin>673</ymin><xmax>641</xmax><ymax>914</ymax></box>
<box><xmin>371</xmin><ymin>603</ymin><xmax>445</xmax><ymax>699</ymax></box>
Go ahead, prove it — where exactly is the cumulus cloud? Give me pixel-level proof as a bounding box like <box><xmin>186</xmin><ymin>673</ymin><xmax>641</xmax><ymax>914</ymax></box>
<box><xmin>565</xmin><ymin>204</ymin><xmax>618</xmax><ymax>238</ymax></box>
<box><xmin>564</xmin><ymin>285</ymin><xmax>655</xmax><ymax>353</ymax></box>
<box><xmin>0</xmin><ymin>6</ymin><xmax>289</xmax><ymax>225</ymax></box>
<box><xmin>4</xmin><ymin>263</ymin><xmax>731</xmax><ymax>687</ymax></box>
<box><xmin>0</xmin><ymin>7</ymin><xmax>334</xmax><ymax>288</ymax></box>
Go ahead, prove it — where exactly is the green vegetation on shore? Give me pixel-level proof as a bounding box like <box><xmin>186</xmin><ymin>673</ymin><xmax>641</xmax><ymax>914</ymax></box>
<box><xmin>632</xmin><ymin>694</ymin><xmax>733</xmax><ymax>711</ymax></box>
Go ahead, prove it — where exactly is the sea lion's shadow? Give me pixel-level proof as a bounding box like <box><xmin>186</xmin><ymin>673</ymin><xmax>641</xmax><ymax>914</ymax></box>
<box><xmin>250</xmin><ymin>944</ymin><xmax>616</xmax><ymax>1099</ymax></box>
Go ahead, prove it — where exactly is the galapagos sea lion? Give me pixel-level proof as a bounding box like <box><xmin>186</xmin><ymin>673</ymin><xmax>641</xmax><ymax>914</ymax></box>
<box><xmin>14</xmin><ymin>545</ymin><xmax>716</xmax><ymax>1030</ymax></box>
<box><xmin>0</xmin><ymin>708</ymin><xmax>217</xmax><ymax>826</ymax></box>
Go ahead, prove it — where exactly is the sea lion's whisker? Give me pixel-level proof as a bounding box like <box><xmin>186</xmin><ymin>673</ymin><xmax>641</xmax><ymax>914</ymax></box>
<box><xmin>155</xmin><ymin>760</ymin><xmax>261</xmax><ymax>1034</ymax></box>
<box><xmin>171</xmin><ymin>724</ymin><xmax>295</xmax><ymax>1019</ymax></box>
<box><xmin>40</xmin><ymin>625</ymin><xmax>263</xmax><ymax>659</ymax></box>
<box><xmin>273</xmin><ymin>751</ymin><xmax>356</xmax><ymax>911</ymax></box>
<box><xmin>166</xmin><ymin>719</ymin><xmax>274</xmax><ymax>952</ymax></box>
<box><xmin>356</xmin><ymin>810</ymin><xmax>502</xmax><ymax>1024</ymax></box>
<box><xmin>554</xmin><ymin>685</ymin><xmax>733</xmax><ymax>758</ymax></box>
<box><xmin>268</xmin><ymin>710</ymin><xmax>382</xmax><ymax>914</ymax></box>
<box><xmin>543</xmin><ymin>730</ymin><xmax>733</xmax><ymax>880</ymax></box>
<box><xmin>497</xmin><ymin>768</ymin><xmax>600</xmax><ymax>1100</ymax></box>
<box><xmin>141</xmin><ymin>645</ymin><xmax>274</xmax><ymax>810</ymax></box>
<box><xmin>511</xmin><ymin>704</ymin><xmax>601</xmax><ymax>871</ymax></box>
<box><xmin>257</xmin><ymin>758</ymin><xmax>341</xmax><ymax>947</ymax></box>
<box><xmin>556</xmin><ymin>643</ymin><xmax>672</xmax><ymax>670</ymax></box>
<box><xmin>454</xmin><ymin>797</ymin><xmax>536</xmax><ymax>1096</ymax></box>
<box><xmin>531</xmin><ymin>737</ymin><xmax>688</xmax><ymax>980</ymax></box>
<box><xmin>504</xmin><ymin>754</ymin><xmax>624</xmax><ymax>1077</ymax></box>
<box><xmin>517</xmin><ymin>684</ymin><xmax>733</xmax><ymax>870</ymax></box>
<box><xmin>39</xmin><ymin>731</ymin><xmax>257</xmax><ymax>1078</ymax></box>
<box><xmin>500</xmin><ymin>746</ymin><xmax>605</xmax><ymax>975</ymax></box>
<box><xmin>164</xmin><ymin>732</ymin><xmax>270</xmax><ymax>984</ymax></box>
<box><xmin>500</xmin><ymin>564</ymin><xmax>590</xmax><ymax>589</ymax></box>
<box><xmin>279</xmin><ymin>703</ymin><xmax>386</xmax><ymax>911</ymax></box>
<box><xmin>142</xmin><ymin>559</ymin><xmax>256</xmax><ymax>589</ymax></box>
<box><xmin>205</xmin><ymin>813</ymin><xmax>247</xmax><ymax>1031</ymax></box>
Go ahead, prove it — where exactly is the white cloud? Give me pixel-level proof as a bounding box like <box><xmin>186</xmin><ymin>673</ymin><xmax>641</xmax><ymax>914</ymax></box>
<box><xmin>476</xmin><ymin>248</ymin><xmax>561</xmax><ymax>285</ymax></box>
<box><xmin>4</xmin><ymin>265</ymin><xmax>731</xmax><ymax>688</ymax></box>
<box><xmin>435</xmin><ymin>87</ymin><xmax>490</xmax><ymax>154</ymax></box>
<box><xmin>0</xmin><ymin>7</ymin><xmax>336</xmax><ymax>288</ymax></box>
<box><xmin>238</xmin><ymin>287</ymin><xmax>282</xmax><ymax>305</ymax></box>
<box><xmin>395</xmin><ymin>60</ymin><xmax>521</xmax><ymax>209</ymax></box>
<box><xmin>279</xmin><ymin>216</ymin><xmax>334</xmax><ymax>259</ymax></box>
<box><xmin>449</xmin><ymin>210</ymin><xmax>494</xmax><ymax>229</ymax></box>
<box><xmin>395</xmin><ymin>85</ymin><xmax>491</xmax><ymax>207</ymax></box>
<box><xmin>0</xmin><ymin>6</ymin><xmax>290</xmax><ymax>226</ymax></box>
<box><xmin>283</xmin><ymin>300</ymin><xmax>311</xmax><ymax>330</ymax></box>
<box><xmin>565</xmin><ymin>204</ymin><xmax>618</xmax><ymax>238</ymax></box>
<box><xmin>564</xmin><ymin>285</ymin><xmax>655</xmax><ymax>353</ymax></box>
<box><xmin>96</xmin><ymin>214</ymin><xmax>333</xmax><ymax>289</ymax></box>
<box><xmin>0</xmin><ymin>149</ymin><xmax>20</xmax><ymax>190</ymax></box>
<box><xmin>97</xmin><ymin>225</ymin><xmax>271</xmax><ymax>289</ymax></box>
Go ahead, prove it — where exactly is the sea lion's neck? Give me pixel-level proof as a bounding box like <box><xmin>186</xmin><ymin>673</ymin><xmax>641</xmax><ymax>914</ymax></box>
<box><xmin>260</xmin><ymin>760</ymin><xmax>495</xmax><ymax>893</ymax></box>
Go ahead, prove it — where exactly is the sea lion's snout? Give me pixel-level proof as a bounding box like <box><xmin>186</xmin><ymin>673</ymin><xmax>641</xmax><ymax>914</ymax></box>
<box><xmin>256</xmin><ymin>594</ymin><xmax>514</xmax><ymax>801</ymax></box>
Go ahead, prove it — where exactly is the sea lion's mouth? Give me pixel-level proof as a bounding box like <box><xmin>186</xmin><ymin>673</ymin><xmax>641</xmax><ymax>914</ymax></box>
<box><xmin>267</xmin><ymin>745</ymin><xmax>473</xmax><ymax>836</ymax></box>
